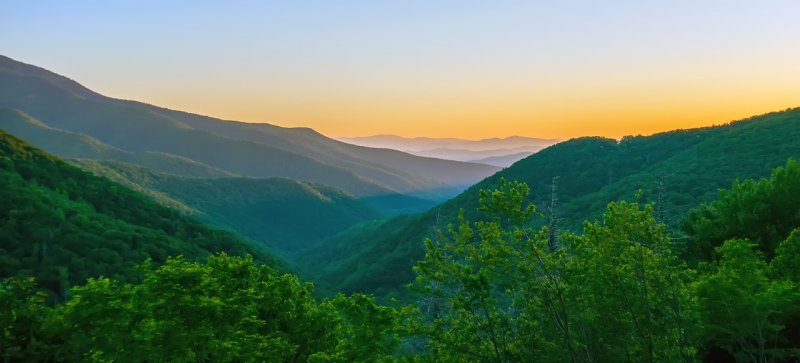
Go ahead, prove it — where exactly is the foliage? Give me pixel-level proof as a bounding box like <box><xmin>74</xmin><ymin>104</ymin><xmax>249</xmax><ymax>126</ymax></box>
<box><xmin>0</xmin><ymin>130</ymin><xmax>280</xmax><ymax>300</ymax></box>
<box><xmin>683</xmin><ymin>159</ymin><xmax>800</xmax><ymax>261</ymax></box>
<box><xmin>693</xmin><ymin>240</ymin><xmax>799</xmax><ymax>362</ymax></box>
<box><xmin>2</xmin><ymin>159</ymin><xmax>800</xmax><ymax>361</ymax></box>
<box><xmin>305</xmin><ymin>108</ymin><xmax>800</xmax><ymax>296</ymax></box>
<box><xmin>73</xmin><ymin>159</ymin><xmax>382</xmax><ymax>252</ymax></box>
<box><xmin>1</xmin><ymin>254</ymin><xmax>404</xmax><ymax>362</ymax></box>
<box><xmin>409</xmin><ymin>179</ymin><xmax>696</xmax><ymax>362</ymax></box>
<box><xmin>0</xmin><ymin>277</ymin><xmax>51</xmax><ymax>361</ymax></box>
<box><xmin>771</xmin><ymin>228</ymin><xmax>800</xmax><ymax>282</ymax></box>
<box><xmin>408</xmin><ymin>167</ymin><xmax>800</xmax><ymax>362</ymax></box>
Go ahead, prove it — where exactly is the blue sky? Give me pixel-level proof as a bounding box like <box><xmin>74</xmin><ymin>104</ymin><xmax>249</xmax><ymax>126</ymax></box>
<box><xmin>2</xmin><ymin>1</ymin><xmax>799</xmax><ymax>138</ymax></box>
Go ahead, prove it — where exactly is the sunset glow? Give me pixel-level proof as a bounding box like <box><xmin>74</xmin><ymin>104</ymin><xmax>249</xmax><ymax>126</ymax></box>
<box><xmin>2</xmin><ymin>1</ymin><xmax>798</xmax><ymax>139</ymax></box>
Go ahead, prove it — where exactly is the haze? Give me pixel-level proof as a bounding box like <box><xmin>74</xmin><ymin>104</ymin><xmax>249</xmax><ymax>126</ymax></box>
<box><xmin>2</xmin><ymin>1</ymin><xmax>798</xmax><ymax>139</ymax></box>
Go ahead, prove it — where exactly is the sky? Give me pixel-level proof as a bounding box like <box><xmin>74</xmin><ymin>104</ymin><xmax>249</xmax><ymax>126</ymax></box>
<box><xmin>2</xmin><ymin>1</ymin><xmax>799</xmax><ymax>139</ymax></box>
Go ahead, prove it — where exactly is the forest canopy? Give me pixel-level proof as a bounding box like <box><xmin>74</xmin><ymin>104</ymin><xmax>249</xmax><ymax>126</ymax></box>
<box><xmin>3</xmin><ymin>158</ymin><xmax>800</xmax><ymax>362</ymax></box>
<box><xmin>0</xmin><ymin>130</ymin><xmax>280</xmax><ymax>302</ymax></box>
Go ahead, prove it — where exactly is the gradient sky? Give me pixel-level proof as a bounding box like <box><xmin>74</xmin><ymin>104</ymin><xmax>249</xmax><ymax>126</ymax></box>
<box><xmin>2</xmin><ymin>1</ymin><xmax>799</xmax><ymax>139</ymax></box>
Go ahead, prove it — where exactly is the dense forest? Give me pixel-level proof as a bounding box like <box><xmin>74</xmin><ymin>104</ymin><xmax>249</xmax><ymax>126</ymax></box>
<box><xmin>304</xmin><ymin>108</ymin><xmax>800</xmax><ymax>296</ymax></box>
<box><xmin>0</xmin><ymin>130</ymin><xmax>281</xmax><ymax>302</ymax></box>
<box><xmin>3</xmin><ymin>130</ymin><xmax>799</xmax><ymax>360</ymax></box>
<box><xmin>72</xmin><ymin>159</ymin><xmax>382</xmax><ymax>253</ymax></box>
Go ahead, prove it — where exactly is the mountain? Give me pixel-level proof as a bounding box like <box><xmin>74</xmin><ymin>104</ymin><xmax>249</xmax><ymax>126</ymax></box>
<box><xmin>338</xmin><ymin>135</ymin><xmax>558</xmax><ymax>152</ymax></box>
<box><xmin>151</xmin><ymin>110</ymin><xmax>500</xmax><ymax>195</ymax></box>
<box><xmin>304</xmin><ymin>108</ymin><xmax>800</xmax><ymax>295</ymax></box>
<box><xmin>468</xmin><ymin>151</ymin><xmax>535</xmax><ymax>167</ymax></box>
<box><xmin>338</xmin><ymin>135</ymin><xmax>556</xmax><ymax>166</ymax></box>
<box><xmin>72</xmin><ymin>159</ymin><xmax>382</xmax><ymax>253</ymax></box>
<box><xmin>0</xmin><ymin>55</ymin><xmax>499</xmax><ymax>199</ymax></box>
<box><xmin>0</xmin><ymin>108</ymin><xmax>233</xmax><ymax>178</ymax></box>
<box><xmin>0</xmin><ymin>129</ymin><xmax>280</xmax><ymax>300</ymax></box>
<box><xmin>410</xmin><ymin>146</ymin><xmax>539</xmax><ymax>163</ymax></box>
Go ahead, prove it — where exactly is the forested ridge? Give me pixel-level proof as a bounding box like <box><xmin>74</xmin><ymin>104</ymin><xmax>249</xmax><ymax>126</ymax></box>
<box><xmin>0</xmin><ymin>130</ymin><xmax>281</xmax><ymax>302</ymax></box>
<box><xmin>0</xmin><ymin>54</ymin><xmax>499</xmax><ymax>200</ymax></box>
<box><xmin>2</xmin><ymin>108</ymin><xmax>800</xmax><ymax>361</ymax></box>
<box><xmin>304</xmin><ymin>108</ymin><xmax>800</xmax><ymax>296</ymax></box>
<box><xmin>3</xmin><ymin>130</ymin><xmax>800</xmax><ymax>360</ymax></box>
<box><xmin>0</xmin><ymin>108</ymin><xmax>234</xmax><ymax>179</ymax></box>
<box><xmin>72</xmin><ymin>159</ymin><xmax>382</xmax><ymax>253</ymax></box>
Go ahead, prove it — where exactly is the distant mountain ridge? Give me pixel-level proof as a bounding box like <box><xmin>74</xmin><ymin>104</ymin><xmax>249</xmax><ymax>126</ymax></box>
<box><xmin>0</xmin><ymin>54</ymin><xmax>499</xmax><ymax>200</ymax></box>
<box><xmin>339</xmin><ymin>135</ymin><xmax>557</xmax><ymax>151</ymax></box>
<box><xmin>338</xmin><ymin>135</ymin><xmax>558</xmax><ymax>167</ymax></box>
<box><xmin>468</xmin><ymin>151</ymin><xmax>535</xmax><ymax>167</ymax></box>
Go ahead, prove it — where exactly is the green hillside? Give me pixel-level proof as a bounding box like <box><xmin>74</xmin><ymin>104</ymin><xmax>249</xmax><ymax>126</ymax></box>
<box><xmin>153</xmin><ymin>109</ymin><xmax>496</xmax><ymax>196</ymax></box>
<box><xmin>73</xmin><ymin>159</ymin><xmax>382</xmax><ymax>253</ymax></box>
<box><xmin>0</xmin><ymin>108</ymin><xmax>233</xmax><ymax>178</ymax></box>
<box><xmin>0</xmin><ymin>129</ymin><xmax>280</xmax><ymax>300</ymax></box>
<box><xmin>304</xmin><ymin>108</ymin><xmax>800</xmax><ymax>295</ymax></box>
<box><xmin>0</xmin><ymin>55</ymin><xmax>499</xmax><ymax>199</ymax></box>
<box><xmin>4</xmin><ymin>160</ymin><xmax>800</xmax><ymax>361</ymax></box>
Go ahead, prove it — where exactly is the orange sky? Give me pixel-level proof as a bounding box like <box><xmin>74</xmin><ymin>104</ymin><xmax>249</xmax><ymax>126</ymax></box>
<box><xmin>129</xmin><ymin>58</ymin><xmax>799</xmax><ymax>139</ymax></box>
<box><xmin>3</xmin><ymin>1</ymin><xmax>798</xmax><ymax>139</ymax></box>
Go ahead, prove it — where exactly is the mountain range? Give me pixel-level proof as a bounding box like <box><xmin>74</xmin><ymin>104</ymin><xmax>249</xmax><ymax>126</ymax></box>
<box><xmin>307</xmin><ymin>108</ymin><xmax>800</xmax><ymax>296</ymax></box>
<box><xmin>0</xmin><ymin>55</ymin><xmax>499</xmax><ymax>202</ymax></box>
<box><xmin>3</xmin><ymin>54</ymin><xmax>800</xmax><ymax>303</ymax></box>
<box><xmin>338</xmin><ymin>135</ymin><xmax>558</xmax><ymax>167</ymax></box>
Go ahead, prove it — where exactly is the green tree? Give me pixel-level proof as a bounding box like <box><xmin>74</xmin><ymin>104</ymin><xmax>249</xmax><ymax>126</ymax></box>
<box><xmin>693</xmin><ymin>239</ymin><xmax>798</xmax><ymax>362</ymax></box>
<box><xmin>568</xmin><ymin>202</ymin><xmax>696</xmax><ymax>362</ymax></box>
<box><xmin>311</xmin><ymin>294</ymin><xmax>402</xmax><ymax>362</ymax></box>
<box><xmin>770</xmin><ymin>228</ymin><xmax>800</xmax><ymax>282</ymax></box>
<box><xmin>409</xmin><ymin>179</ymin><xmax>696</xmax><ymax>362</ymax></box>
<box><xmin>12</xmin><ymin>253</ymin><xmax>404</xmax><ymax>362</ymax></box>
<box><xmin>46</xmin><ymin>254</ymin><xmax>344</xmax><ymax>362</ymax></box>
<box><xmin>683</xmin><ymin>159</ymin><xmax>800</xmax><ymax>260</ymax></box>
<box><xmin>0</xmin><ymin>277</ymin><xmax>51</xmax><ymax>362</ymax></box>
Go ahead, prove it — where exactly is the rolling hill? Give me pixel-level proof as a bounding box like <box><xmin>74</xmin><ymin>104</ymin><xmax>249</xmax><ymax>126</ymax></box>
<box><xmin>0</xmin><ymin>108</ymin><xmax>233</xmax><ymax>178</ymax></box>
<box><xmin>339</xmin><ymin>135</ymin><xmax>557</xmax><ymax>166</ymax></box>
<box><xmin>338</xmin><ymin>135</ymin><xmax>557</xmax><ymax>152</ymax></box>
<box><xmin>303</xmin><ymin>108</ymin><xmax>800</xmax><ymax>296</ymax></box>
<box><xmin>468</xmin><ymin>151</ymin><xmax>535</xmax><ymax>167</ymax></box>
<box><xmin>72</xmin><ymin>159</ymin><xmax>383</xmax><ymax>253</ymax></box>
<box><xmin>0</xmin><ymin>55</ymin><xmax>499</xmax><ymax>199</ymax></box>
<box><xmin>405</xmin><ymin>146</ymin><xmax>538</xmax><ymax>163</ymax></box>
<box><xmin>0</xmin><ymin>129</ymin><xmax>280</xmax><ymax>300</ymax></box>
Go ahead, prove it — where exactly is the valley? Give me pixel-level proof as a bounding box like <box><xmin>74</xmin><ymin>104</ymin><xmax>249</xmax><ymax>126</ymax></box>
<box><xmin>2</xmin><ymin>55</ymin><xmax>799</xmax><ymax>361</ymax></box>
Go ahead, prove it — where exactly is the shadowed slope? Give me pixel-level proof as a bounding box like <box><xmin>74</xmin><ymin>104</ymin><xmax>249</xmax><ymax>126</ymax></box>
<box><xmin>0</xmin><ymin>55</ymin><xmax>499</xmax><ymax>199</ymax></box>
<box><xmin>73</xmin><ymin>160</ymin><xmax>383</xmax><ymax>253</ymax></box>
<box><xmin>0</xmin><ymin>130</ymin><xmax>282</xmax><ymax>299</ymax></box>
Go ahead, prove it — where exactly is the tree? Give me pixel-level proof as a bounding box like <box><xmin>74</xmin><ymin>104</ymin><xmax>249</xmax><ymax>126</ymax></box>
<box><xmin>693</xmin><ymin>239</ymin><xmax>798</xmax><ymax>363</ymax></box>
<box><xmin>568</xmin><ymin>202</ymin><xmax>696</xmax><ymax>362</ymax></box>
<box><xmin>0</xmin><ymin>277</ymin><xmax>51</xmax><ymax>362</ymax></box>
<box><xmin>3</xmin><ymin>253</ymin><xmax>404</xmax><ymax>362</ymax></box>
<box><xmin>683</xmin><ymin>159</ymin><xmax>800</xmax><ymax>260</ymax></box>
<box><xmin>311</xmin><ymin>293</ymin><xmax>402</xmax><ymax>362</ymax></box>
<box><xmin>770</xmin><ymin>228</ymin><xmax>800</xmax><ymax>282</ymax></box>
<box><xmin>409</xmin><ymin>179</ymin><xmax>697</xmax><ymax>362</ymax></box>
<box><xmin>410</xmin><ymin>179</ymin><xmax>549</xmax><ymax>362</ymax></box>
